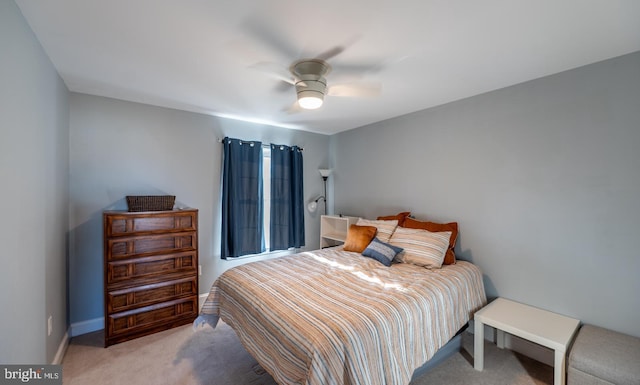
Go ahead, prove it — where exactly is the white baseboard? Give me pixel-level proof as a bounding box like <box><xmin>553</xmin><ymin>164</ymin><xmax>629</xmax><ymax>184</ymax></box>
<box><xmin>468</xmin><ymin>320</ymin><xmax>554</xmax><ymax>366</ymax></box>
<box><xmin>505</xmin><ymin>334</ymin><xmax>554</xmax><ymax>366</ymax></box>
<box><xmin>70</xmin><ymin>317</ymin><xmax>103</xmax><ymax>337</ymax></box>
<box><xmin>52</xmin><ymin>330</ymin><xmax>69</xmax><ymax>364</ymax></box>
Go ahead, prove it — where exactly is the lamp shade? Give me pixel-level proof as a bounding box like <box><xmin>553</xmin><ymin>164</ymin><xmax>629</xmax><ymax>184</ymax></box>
<box><xmin>307</xmin><ymin>201</ymin><xmax>318</xmax><ymax>212</ymax></box>
<box><xmin>319</xmin><ymin>169</ymin><xmax>332</xmax><ymax>178</ymax></box>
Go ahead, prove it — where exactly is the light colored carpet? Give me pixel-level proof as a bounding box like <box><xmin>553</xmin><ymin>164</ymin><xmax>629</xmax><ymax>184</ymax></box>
<box><xmin>62</xmin><ymin>321</ymin><xmax>552</xmax><ymax>385</ymax></box>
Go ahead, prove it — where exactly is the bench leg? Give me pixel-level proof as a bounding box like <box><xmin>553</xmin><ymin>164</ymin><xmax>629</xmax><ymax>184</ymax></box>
<box><xmin>554</xmin><ymin>348</ymin><xmax>566</xmax><ymax>385</ymax></box>
<box><xmin>474</xmin><ymin>320</ymin><xmax>484</xmax><ymax>371</ymax></box>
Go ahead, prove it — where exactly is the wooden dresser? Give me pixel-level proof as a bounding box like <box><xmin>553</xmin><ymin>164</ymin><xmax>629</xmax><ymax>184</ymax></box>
<box><xmin>103</xmin><ymin>209</ymin><xmax>198</xmax><ymax>347</ymax></box>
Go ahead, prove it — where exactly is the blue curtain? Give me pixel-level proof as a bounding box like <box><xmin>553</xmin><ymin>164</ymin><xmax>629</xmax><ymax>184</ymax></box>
<box><xmin>270</xmin><ymin>144</ymin><xmax>305</xmax><ymax>250</ymax></box>
<box><xmin>221</xmin><ymin>137</ymin><xmax>265</xmax><ymax>259</ymax></box>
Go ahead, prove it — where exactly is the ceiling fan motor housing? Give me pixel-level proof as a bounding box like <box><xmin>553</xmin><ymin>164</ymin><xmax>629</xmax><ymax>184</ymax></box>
<box><xmin>291</xmin><ymin>59</ymin><xmax>331</xmax><ymax>100</ymax></box>
<box><xmin>295</xmin><ymin>76</ymin><xmax>327</xmax><ymax>98</ymax></box>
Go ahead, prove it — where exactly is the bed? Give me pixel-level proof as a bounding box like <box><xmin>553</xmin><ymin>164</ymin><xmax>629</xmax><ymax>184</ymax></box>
<box><xmin>195</xmin><ymin>245</ymin><xmax>486</xmax><ymax>385</ymax></box>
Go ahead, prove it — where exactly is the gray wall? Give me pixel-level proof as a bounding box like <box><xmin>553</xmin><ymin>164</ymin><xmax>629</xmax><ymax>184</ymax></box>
<box><xmin>4</xmin><ymin>0</ymin><xmax>637</xmax><ymax>349</ymax></box>
<box><xmin>332</xmin><ymin>51</ymin><xmax>640</xmax><ymax>337</ymax></box>
<box><xmin>0</xmin><ymin>0</ymin><xmax>69</xmax><ymax>363</ymax></box>
<box><xmin>68</xmin><ymin>94</ymin><xmax>330</xmax><ymax>330</ymax></box>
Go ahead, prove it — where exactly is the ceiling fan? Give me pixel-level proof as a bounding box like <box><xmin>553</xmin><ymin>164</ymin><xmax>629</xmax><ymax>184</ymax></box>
<box><xmin>285</xmin><ymin>57</ymin><xmax>382</xmax><ymax>110</ymax></box>
<box><xmin>290</xmin><ymin>59</ymin><xmax>330</xmax><ymax>110</ymax></box>
<box><xmin>236</xmin><ymin>17</ymin><xmax>384</xmax><ymax>113</ymax></box>
<box><xmin>237</xmin><ymin>18</ymin><xmax>382</xmax><ymax>111</ymax></box>
<box><xmin>251</xmin><ymin>55</ymin><xmax>382</xmax><ymax>112</ymax></box>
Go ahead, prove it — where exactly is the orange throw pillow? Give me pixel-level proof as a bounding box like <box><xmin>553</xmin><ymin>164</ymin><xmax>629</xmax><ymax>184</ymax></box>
<box><xmin>402</xmin><ymin>217</ymin><xmax>458</xmax><ymax>265</ymax></box>
<box><xmin>343</xmin><ymin>225</ymin><xmax>378</xmax><ymax>253</ymax></box>
<box><xmin>377</xmin><ymin>211</ymin><xmax>411</xmax><ymax>227</ymax></box>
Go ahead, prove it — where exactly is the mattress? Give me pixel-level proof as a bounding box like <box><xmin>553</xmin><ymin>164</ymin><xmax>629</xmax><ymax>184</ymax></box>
<box><xmin>195</xmin><ymin>247</ymin><xmax>486</xmax><ymax>385</ymax></box>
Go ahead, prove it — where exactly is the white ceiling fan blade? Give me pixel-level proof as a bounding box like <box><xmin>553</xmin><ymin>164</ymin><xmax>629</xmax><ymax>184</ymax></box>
<box><xmin>312</xmin><ymin>34</ymin><xmax>361</xmax><ymax>61</ymax></box>
<box><xmin>328</xmin><ymin>82</ymin><xmax>381</xmax><ymax>97</ymax></box>
<box><xmin>315</xmin><ymin>46</ymin><xmax>345</xmax><ymax>61</ymax></box>
<box><xmin>331</xmin><ymin>50</ymin><xmax>412</xmax><ymax>79</ymax></box>
<box><xmin>332</xmin><ymin>62</ymin><xmax>384</xmax><ymax>76</ymax></box>
<box><xmin>249</xmin><ymin>61</ymin><xmax>295</xmax><ymax>85</ymax></box>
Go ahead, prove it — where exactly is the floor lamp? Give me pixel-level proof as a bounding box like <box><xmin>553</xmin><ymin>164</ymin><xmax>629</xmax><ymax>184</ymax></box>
<box><xmin>308</xmin><ymin>169</ymin><xmax>332</xmax><ymax>215</ymax></box>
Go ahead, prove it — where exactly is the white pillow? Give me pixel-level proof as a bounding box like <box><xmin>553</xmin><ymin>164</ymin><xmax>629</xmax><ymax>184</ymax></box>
<box><xmin>390</xmin><ymin>227</ymin><xmax>452</xmax><ymax>269</ymax></box>
<box><xmin>356</xmin><ymin>218</ymin><xmax>398</xmax><ymax>243</ymax></box>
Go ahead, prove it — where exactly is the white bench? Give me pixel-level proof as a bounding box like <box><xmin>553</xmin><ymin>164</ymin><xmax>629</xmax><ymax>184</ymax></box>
<box><xmin>474</xmin><ymin>298</ymin><xmax>580</xmax><ymax>385</ymax></box>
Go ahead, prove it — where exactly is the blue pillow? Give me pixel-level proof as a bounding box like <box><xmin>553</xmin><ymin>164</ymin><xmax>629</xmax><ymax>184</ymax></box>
<box><xmin>361</xmin><ymin>237</ymin><xmax>403</xmax><ymax>267</ymax></box>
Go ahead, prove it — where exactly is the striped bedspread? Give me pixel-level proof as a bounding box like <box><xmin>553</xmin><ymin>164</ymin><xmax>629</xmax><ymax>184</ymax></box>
<box><xmin>196</xmin><ymin>247</ymin><xmax>487</xmax><ymax>385</ymax></box>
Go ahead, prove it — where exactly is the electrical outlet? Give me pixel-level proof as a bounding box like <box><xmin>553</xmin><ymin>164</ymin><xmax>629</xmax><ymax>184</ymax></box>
<box><xmin>198</xmin><ymin>265</ymin><xmax>202</xmax><ymax>276</ymax></box>
<box><xmin>47</xmin><ymin>315</ymin><xmax>52</xmax><ymax>336</ymax></box>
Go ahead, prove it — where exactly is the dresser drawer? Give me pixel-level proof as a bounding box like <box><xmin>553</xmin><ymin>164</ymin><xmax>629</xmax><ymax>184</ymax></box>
<box><xmin>105</xmin><ymin>210</ymin><xmax>197</xmax><ymax>237</ymax></box>
<box><xmin>107</xmin><ymin>276</ymin><xmax>197</xmax><ymax>313</ymax></box>
<box><xmin>107</xmin><ymin>232</ymin><xmax>196</xmax><ymax>260</ymax></box>
<box><xmin>107</xmin><ymin>296</ymin><xmax>198</xmax><ymax>337</ymax></box>
<box><xmin>106</xmin><ymin>251</ymin><xmax>196</xmax><ymax>284</ymax></box>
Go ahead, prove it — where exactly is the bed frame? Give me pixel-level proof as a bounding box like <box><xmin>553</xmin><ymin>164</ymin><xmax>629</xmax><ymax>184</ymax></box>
<box><xmin>410</xmin><ymin>323</ymin><xmax>468</xmax><ymax>380</ymax></box>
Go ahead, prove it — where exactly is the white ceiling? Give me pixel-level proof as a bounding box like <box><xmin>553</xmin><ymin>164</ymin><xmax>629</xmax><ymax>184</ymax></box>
<box><xmin>15</xmin><ymin>0</ymin><xmax>640</xmax><ymax>135</ymax></box>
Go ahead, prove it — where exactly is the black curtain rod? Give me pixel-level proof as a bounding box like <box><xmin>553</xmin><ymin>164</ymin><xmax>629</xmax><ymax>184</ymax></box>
<box><xmin>217</xmin><ymin>138</ymin><xmax>304</xmax><ymax>151</ymax></box>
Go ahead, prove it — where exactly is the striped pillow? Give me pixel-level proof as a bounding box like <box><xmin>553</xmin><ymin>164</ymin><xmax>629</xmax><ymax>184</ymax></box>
<box><xmin>356</xmin><ymin>218</ymin><xmax>398</xmax><ymax>243</ymax></box>
<box><xmin>403</xmin><ymin>217</ymin><xmax>458</xmax><ymax>265</ymax></box>
<box><xmin>389</xmin><ymin>227</ymin><xmax>452</xmax><ymax>269</ymax></box>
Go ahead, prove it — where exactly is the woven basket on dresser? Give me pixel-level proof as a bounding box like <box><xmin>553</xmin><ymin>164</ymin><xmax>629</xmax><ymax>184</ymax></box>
<box><xmin>126</xmin><ymin>195</ymin><xmax>175</xmax><ymax>212</ymax></box>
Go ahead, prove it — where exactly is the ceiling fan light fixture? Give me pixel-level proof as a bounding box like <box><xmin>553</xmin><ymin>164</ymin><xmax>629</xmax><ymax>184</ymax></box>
<box><xmin>292</xmin><ymin>60</ymin><xmax>330</xmax><ymax>110</ymax></box>
<box><xmin>298</xmin><ymin>91</ymin><xmax>324</xmax><ymax>109</ymax></box>
<box><xmin>296</xmin><ymin>77</ymin><xmax>326</xmax><ymax>110</ymax></box>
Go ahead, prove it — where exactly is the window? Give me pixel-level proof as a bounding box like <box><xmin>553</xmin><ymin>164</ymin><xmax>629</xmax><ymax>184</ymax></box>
<box><xmin>221</xmin><ymin>137</ymin><xmax>304</xmax><ymax>259</ymax></box>
<box><xmin>262</xmin><ymin>147</ymin><xmax>271</xmax><ymax>251</ymax></box>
